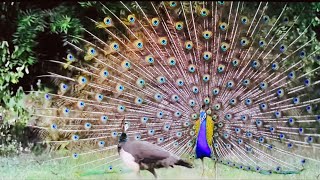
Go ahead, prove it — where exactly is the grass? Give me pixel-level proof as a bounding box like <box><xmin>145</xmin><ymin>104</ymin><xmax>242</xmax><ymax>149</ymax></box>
<box><xmin>1</xmin><ymin>152</ymin><xmax>320</xmax><ymax>180</ymax></box>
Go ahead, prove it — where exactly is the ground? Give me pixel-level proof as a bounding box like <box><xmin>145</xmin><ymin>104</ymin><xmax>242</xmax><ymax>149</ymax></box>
<box><xmin>1</xmin><ymin>152</ymin><xmax>320</xmax><ymax>180</ymax></box>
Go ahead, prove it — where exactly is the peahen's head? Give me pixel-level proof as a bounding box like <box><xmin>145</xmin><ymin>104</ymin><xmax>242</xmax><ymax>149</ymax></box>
<box><xmin>118</xmin><ymin>133</ymin><xmax>127</xmax><ymax>153</ymax></box>
<box><xmin>118</xmin><ymin>119</ymin><xmax>129</xmax><ymax>153</ymax></box>
<box><xmin>119</xmin><ymin>117</ymin><xmax>130</xmax><ymax>143</ymax></box>
<box><xmin>119</xmin><ymin>132</ymin><xmax>128</xmax><ymax>142</ymax></box>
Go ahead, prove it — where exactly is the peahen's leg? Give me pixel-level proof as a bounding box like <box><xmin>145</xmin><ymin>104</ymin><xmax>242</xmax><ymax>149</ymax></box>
<box><xmin>134</xmin><ymin>167</ymin><xmax>141</xmax><ymax>179</ymax></box>
<box><xmin>136</xmin><ymin>170</ymin><xmax>141</xmax><ymax>178</ymax></box>
<box><xmin>147</xmin><ymin>168</ymin><xmax>157</xmax><ymax>179</ymax></box>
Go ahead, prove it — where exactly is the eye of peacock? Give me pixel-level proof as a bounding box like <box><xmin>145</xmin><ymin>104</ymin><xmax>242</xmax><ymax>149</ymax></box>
<box><xmin>67</xmin><ymin>54</ymin><xmax>74</xmax><ymax>61</ymax></box>
<box><xmin>170</xmin><ymin>1</ymin><xmax>177</xmax><ymax>7</ymax></box>
<box><xmin>189</xmin><ymin>100</ymin><xmax>196</xmax><ymax>107</ymax></box>
<box><xmin>200</xmin><ymin>8</ymin><xmax>208</xmax><ymax>17</ymax></box>
<box><xmin>255</xmin><ymin>119</ymin><xmax>262</xmax><ymax>127</ymax></box>
<box><xmin>235</xmin><ymin>128</ymin><xmax>240</xmax><ymax>133</ymax></box>
<box><xmin>98</xmin><ymin>141</ymin><xmax>105</xmax><ymax>147</ymax></box>
<box><xmin>73</xmin><ymin>153</ymin><xmax>79</xmax><ymax>159</ymax></box>
<box><xmin>259</xmin><ymin>137</ymin><xmax>264</xmax><ymax>143</ymax></box>
<box><xmin>259</xmin><ymin>40</ymin><xmax>264</xmax><ymax>46</ymax></box>
<box><xmin>307</xmin><ymin>136</ymin><xmax>313</xmax><ymax>143</ymax></box>
<box><xmin>270</xmin><ymin>127</ymin><xmax>275</xmax><ymax>132</ymax></box>
<box><xmin>288</xmin><ymin>117</ymin><xmax>294</xmax><ymax>123</ymax></box>
<box><xmin>192</xmin><ymin>86</ymin><xmax>199</xmax><ymax>94</ymax></box>
<box><xmin>176</xmin><ymin>78</ymin><xmax>184</xmax><ymax>86</ymax></box>
<box><xmin>101</xmin><ymin>115</ymin><xmax>108</xmax><ymax>123</ymax></box>
<box><xmin>241</xmin><ymin>17</ymin><xmax>249</xmax><ymax>25</ymax></box>
<box><xmin>44</xmin><ymin>93</ymin><xmax>51</xmax><ymax>100</ymax></box>
<box><xmin>72</xmin><ymin>135</ymin><xmax>79</xmax><ymax>141</ymax></box>
<box><xmin>104</xmin><ymin>17</ymin><xmax>112</xmax><ymax>25</ymax></box>
<box><xmin>51</xmin><ymin>124</ymin><xmax>57</xmax><ymax>129</ymax></box>
<box><xmin>304</xmin><ymin>79</ymin><xmax>311</xmax><ymax>86</ymax></box>
<box><xmin>299</xmin><ymin>51</ymin><xmax>306</xmax><ymax>58</ymax></box>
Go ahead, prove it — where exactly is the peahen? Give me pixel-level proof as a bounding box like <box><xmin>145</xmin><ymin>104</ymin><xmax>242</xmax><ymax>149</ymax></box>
<box><xmin>31</xmin><ymin>1</ymin><xmax>320</xmax><ymax>177</ymax></box>
<box><xmin>117</xmin><ymin>118</ymin><xmax>193</xmax><ymax>178</ymax></box>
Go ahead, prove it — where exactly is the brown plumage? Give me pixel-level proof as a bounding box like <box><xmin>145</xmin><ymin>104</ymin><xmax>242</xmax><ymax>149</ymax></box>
<box><xmin>118</xmin><ymin>133</ymin><xmax>193</xmax><ymax>178</ymax></box>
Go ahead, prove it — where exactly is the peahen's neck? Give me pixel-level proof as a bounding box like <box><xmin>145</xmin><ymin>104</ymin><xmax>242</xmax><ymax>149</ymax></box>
<box><xmin>195</xmin><ymin>111</ymin><xmax>211</xmax><ymax>159</ymax></box>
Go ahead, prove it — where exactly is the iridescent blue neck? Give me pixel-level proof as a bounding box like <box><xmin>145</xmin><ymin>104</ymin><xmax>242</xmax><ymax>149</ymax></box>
<box><xmin>195</xmin><ymin>111</ymin><xmax>211</xmax><ymax>159</ymax></box>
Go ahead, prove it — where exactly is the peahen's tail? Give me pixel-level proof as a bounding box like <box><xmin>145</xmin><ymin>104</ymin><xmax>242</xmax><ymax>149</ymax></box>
<box><xmin>175</xmin><ymin>159</ymin><xmax>193</xmax><ymax>168</ymax></box>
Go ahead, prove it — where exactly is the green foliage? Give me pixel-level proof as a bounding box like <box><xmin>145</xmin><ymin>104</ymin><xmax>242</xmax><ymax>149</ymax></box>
<box><xmin>12</xmin><ymin>10</ymin><xmax>46</xmax><ymax>65</ymax></box>
<box><xmin>78</xmin><ymin>1</ymin><xmax>97</xmax><ymax>8</ymax></box>
<box><xmin>0</xmin><ymin>123</ymin><xmax>23</xmax><ymax>156</ymax></box>
<box><xmin>45</xmin><ymin>5</ymin><xmax>84</xmax><ymax>44</ymax></box>
<box><xmin>0</xmin><ymin>2</ymin><xmax>85</xmax><ymax>156</ymax></box>
<box><xmin>1</xmin><ymin>3</ymin><xmax>85</xmax><ymax>104</ymax></box>
<box><xmin>0</xmin><ymin>41</ymin><xmax>28</xmax><ymax>91</ymax></box>
<box><xmin>266</xmin><ymin>3</ymin><xmax>320</xmax><ymax>78</ymax></box>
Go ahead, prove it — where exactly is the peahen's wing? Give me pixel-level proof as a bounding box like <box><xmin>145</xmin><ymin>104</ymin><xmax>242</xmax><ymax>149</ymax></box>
<box><xmin>122</xmin><ymin>141</ymin><xmax>171</xmax><ymax>163</ymax></box>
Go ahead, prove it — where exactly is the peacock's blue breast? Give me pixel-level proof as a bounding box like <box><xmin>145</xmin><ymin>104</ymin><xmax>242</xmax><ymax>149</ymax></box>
<box><xmin>195</xmin><ymin>119</ymin><xmax>211</xmax><ymax>159</ymax></box>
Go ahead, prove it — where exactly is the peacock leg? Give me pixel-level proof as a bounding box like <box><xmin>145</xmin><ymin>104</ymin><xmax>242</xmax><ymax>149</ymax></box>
<box><xmin>214</xmin><ymin>161</ymin><xmax>217</xmax><ymax>179</ymax></box>
<box><xmin>201</xmin><ymin>158</ymin><xmax>205</xmax><ymax>177</ymax></box>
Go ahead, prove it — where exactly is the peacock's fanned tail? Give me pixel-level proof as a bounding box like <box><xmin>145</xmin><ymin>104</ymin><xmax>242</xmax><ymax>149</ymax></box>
<box><xmin>32</xmin><ymin>1</ymin><xmax>320</xmax><ymax>175</ymax></box>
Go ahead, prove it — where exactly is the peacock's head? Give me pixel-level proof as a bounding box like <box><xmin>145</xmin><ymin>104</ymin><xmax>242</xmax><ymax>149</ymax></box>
<box><xmin>201</xmin><ymin>104</ymin><xmax>208</xmax><ymax>113</ymax></box>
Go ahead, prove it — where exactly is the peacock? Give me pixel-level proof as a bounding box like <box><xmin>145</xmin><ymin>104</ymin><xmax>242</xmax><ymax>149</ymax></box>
<box><xmin>30</xmin><ymin>1</ymin><xmax>320</xmax><ymax>178</ymax></box>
